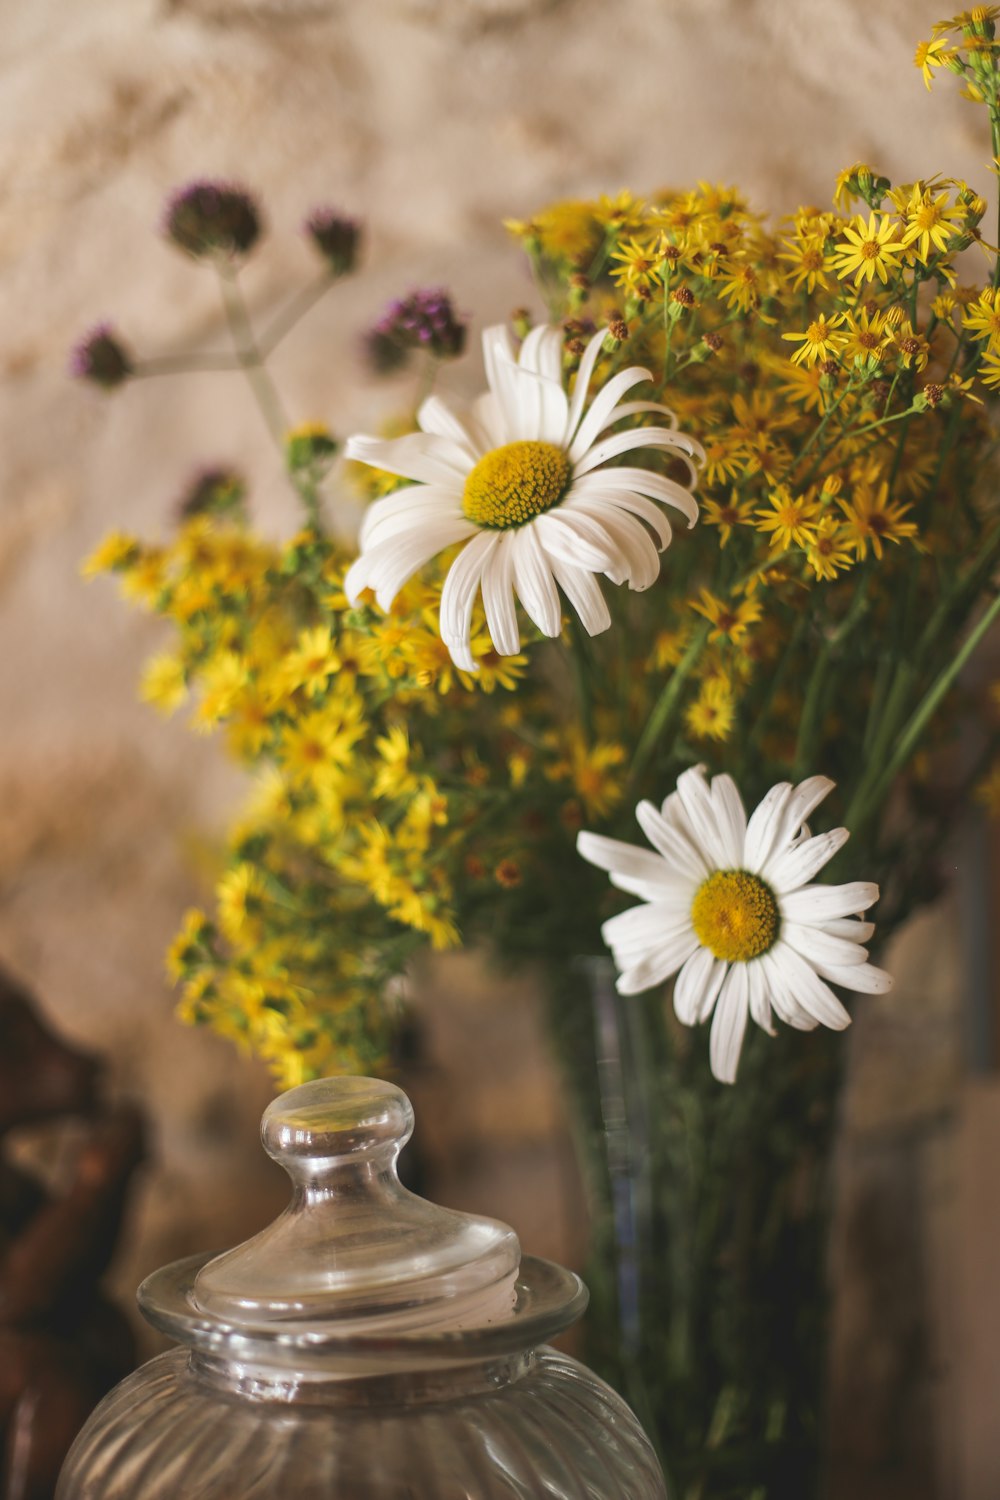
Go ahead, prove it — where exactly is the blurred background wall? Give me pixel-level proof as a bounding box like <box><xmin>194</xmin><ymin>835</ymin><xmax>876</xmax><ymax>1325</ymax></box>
<box><xmin>0</xmin><ymin>0</ymin><xmax>995</xmax><ymax>1494</ymax></box>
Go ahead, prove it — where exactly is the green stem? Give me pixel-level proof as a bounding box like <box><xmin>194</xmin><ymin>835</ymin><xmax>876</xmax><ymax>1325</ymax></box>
<box><xmin>627</xmin><ymin>620</ymin><xmax>711</xmax><ymax>794</ymax></box>
<box><xmin>567</xmin><ymin>614</ymin><xmax>595</xmax><ymax>741</ymax></box>
<box><xmin>134</xmin><ymin>352</ymin><xmax>242</xmax><ymax>376</ymax></box>
<box><xmin>216</xmin><ymin>266</ymin><xmax>290</xmax><ymax>448</ymax></box>
<box><xmin>258</xmin><ymin>272</ymin><xmax>337</xmax><ymax>357</ymax></box>
<box><xmin>847</xmin><ymin>587</ymin><xmax>1000</xmax><ymax>833</ymax></box>
<box><xmin>216</xmin><ymin>266</ymin><xmax>324</xmax><ymax>529</ymax></box>
<box><xmin>789</xmin><ymin>376</ymin><xmax>855</xmax><ymax>477</ymax></box>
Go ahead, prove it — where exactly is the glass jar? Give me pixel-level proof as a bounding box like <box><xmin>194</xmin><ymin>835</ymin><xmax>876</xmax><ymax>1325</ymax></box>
<box><xmin>57</xmin><ymin>1076</ymin><xmax>666</xmax><ymax>1498</ymax></box>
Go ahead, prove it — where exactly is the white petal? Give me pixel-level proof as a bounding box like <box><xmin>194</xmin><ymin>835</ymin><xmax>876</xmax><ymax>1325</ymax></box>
<box><xmin>572</xmin><ymin>466</ymin><xmax>699</xmax><ymax>529</ymax></box>
<box><xmin>710</xmin><ymin>965</ymin><xmax>749</xmax><ymax>1084</ymax></box>
<box><xmin>565</xmin><ymin>485</ymin><xmax>674</xmax><ymax>551</ymax></box>
<box><xmin>747</xmin><ymin>959</ymin><xmax>775</xmax><ymax>1035</ymax></box>
<box><xmin>577</xmin><ymin>830</ymin><xmax>684</xmax><ymax>894</ymax></box>
<box><xmin>568</xmin><ymin>366</ymin><xmax>655</xmax><ymax>462</ymax></box>
<box><xmin>603</xmin><ymin>400</ymin><xmax>678</xmax><ymax>426</ymax></box>
<box><xmin>345</xmin><ymin>517</ymin><xmax>476</xmax><ymax>611</ymax></box>
<box><xmin>768</xmin><ymin>777</ymin><xmax>836</xmax><ymax>858</ymax></box>
<box><xmin>767</xmin><ymin>941</ymin><xmax>851</xmax><ymax>1030</ymax></box>
<box><xmin>674</xmin><ymin>945</ymin><xmax>725</xmax><ymax>1025</ymax></box>
<box><xmin>548</xmin><ymin>555</ymin><xmax>612</xmax><ymax>638</ymax></box>
<box><xmin>511</xmin><ymin>525</ymin><xmax>562</xmax><ymax>637</ymax></box>
<box><xmin>482</xmin><ymin>324</ymin><xmax>518</xmax><ymax>398</ymax></box>
<box><xmin>533</xmin><ymin>510</ymin><xmax>621</xmax><ymax>574</ymax></box>
<box><xmin>564</xmin><ymin>326</ymin><xmax>608</xmax><ymax>446</ymax></box>
<box><xmin>490</xmin><ymin>350</ymin><xmax>530</xmax><ymax>440</ymax></box>
<box><xmin>360</xmin><ymin>487</ymin><xmax>470</xmax><ymax>549</ymax></box>
<box><xmin>417</xmin><ymin>395</ymin><xmax>484</xmax><ymax>461</ymax></box>
<box><xmin>518</xmin><ymin>324</ymin><xmax>564</xmax><ymax>386</ymax></box>
<box><xmin>743</xmin><ymin>783</ymin><xmax>792</xmax><ymax>874</ymax></box>
<box><xmin>757</xmin><ymin>949</ymin><xmax>819</xmax><ymax>1031</ymax></box>
<box><xmin>813</xmin><ymin>961</ymin><xmax>893</xmax><ymax>994</ymax></box>
<box><xmin>571</xmin><ymin>500</ymin><xmax>662</xmax><ymax>589</ymax></box>
<box><xmin>602</xmin><ymin>900</ymin><xmax>668</xmax><ymax>953</ymax></box>
<box><xmin>573</xmin><ymin>425</ymin><xmax>706</xmax><ymax>478</ymax></box>
<box><xmin>763</xmin><ymin>827</ymin><xmax>850</xmax><ymax>892</ymax></box>
<box><xmin>675</xmin><ymin>766</ymin><xmax>734</xmax><ymax>871</ymax></box>
<box><xmin>479</xmin><ymin>535</ymin><xmax>520</xmax><ymax>658</ymax></box>
<box><xmin>821</xmin><ymin>918</ymin><xmax>875</xmax><ymax>942</ymax></box>
<box><xmin>635</xmin><ymin>800</ymin><xmax>711</xmax><ymax>882</ymax></box>
<box><xmin>782</xmin><ymin>922</ymin><xmax>869</xmax><ymax>969</ymax></box>
<box><xmin>780</xmin><ymin>882</ymin><xmax>880</xmax><ymax>922</ymax></box>
<box><xmin>345</xmin><ymin>431</ymin><xmax>470</xmax><ymax>489</ymax></box>
<box><xmin>615</xmin><ymin>931</ymin><xmax>700</xmax><ymax>995</ymax></box>
<box><xmin>472</xmin><ymin>391</ymin><xmax>506</xmax><ymax>448</ymax></box>
<box><xmin>710</xmin><ymin>774</ymin><xmax>748</xmax><ymax>868</ymax></box>
<box><xmin>508</xmin><ymin>361</ymin><xmax>570</xmax><ymax>444</ymax></box>
<box><xmin>439</xmin><ymin>531</ymin><xmax>499</xmax><ymax>671</ymax></box>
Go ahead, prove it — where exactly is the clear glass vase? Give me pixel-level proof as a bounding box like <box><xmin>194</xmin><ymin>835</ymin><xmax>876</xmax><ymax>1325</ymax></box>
<box><xmin>545</xmin><ymin>957</ymin><xmax>845</xmax><ymax>1500</ymax></box>
<box><xmin>57</xmin><ymin>1077</ymin><xmax>667</xmax><ymax>1500</ymax></box>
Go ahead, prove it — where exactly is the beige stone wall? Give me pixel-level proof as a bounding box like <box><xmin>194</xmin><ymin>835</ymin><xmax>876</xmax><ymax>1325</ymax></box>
<box><xmin>0</xmin><ymin>0</ymin><xmax>992</xmax><ymax>1493</ymax></box>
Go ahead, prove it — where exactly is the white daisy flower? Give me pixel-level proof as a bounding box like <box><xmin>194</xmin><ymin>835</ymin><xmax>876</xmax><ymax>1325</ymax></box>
<box><xmin>344</xmin><ymin>323</ymin><xmax>704</xmax><ymax>670</ymax></box>
<box><xmin>577</xmin><ymin>766</ymin><xmax>891</xmax><ymax>1084</ymax></box>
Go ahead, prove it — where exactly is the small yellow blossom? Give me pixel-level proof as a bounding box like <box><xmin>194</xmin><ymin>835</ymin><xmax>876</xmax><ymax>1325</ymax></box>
<box><xmin>546</xmin><ymin>731</ymin><xmax>627</xmax><ymax>819</ymax></box>
<box><xmin>914</xmin><ymin>36</ymin><xmax>957</xmax><ymax>87</ymax></box>
<box><xmin>782</xmin><ymin>314</ymin><xmax>845</xmax><ymax>367</ymax></box>
<box><xmin>282</xmin><ymin>625</ymin><xmax>341</xmax><ymax>699</ymax></box>
<box><xmin>650</xmin><ymin>625</ymin><xmax>693</xmax><ymax>670</ymax></box>
<box><xmin>140</xmin><ymin>654</ymin><xmax>188</xmax><ymax>716</ymax></box>
<box><xmin>837</xmin><ymin>481</ymin><xmax>919</xmax><ymax>560</ymax></box>
<box><xmin>217</xmin><ymin>863</ymin><xmax>267</xmax><ymax>943</ymax></box>
<box><xmin>778</xmin><ymin>233</ymin><xmax>836</xmax><ymax>293</ymax></box>
<box><xmin>81</xmin><ymin>531</ymin><xmax>139</xmax><ymax>578</ymax></box>
<box><xmin>373</xmin><ymin>725</ymin><xmax>421</xmax><ymax>799</ymax></box>
<box><xmin>685</xmin><ymin>677</ymin><xmax>735</xmax><ymax>742</ymax></box>
<box><xmin>702</xmin><ymin>490</ymin><xmax>757</xmax><ymax>546</ymax></box>
<box><xmin>963</xmin><ymin>286</ymin><xmax>1000</xmax><ymax>344</ymax></box>
<box><xmin>806</xmin><ymin>518</ymin><xmax>855</xmax><ymax>580</ymax></box>
<box><xmin>900</xmin><ymin>183</ymin><xmax>962</xmax><ymax>260</ymax></box>
<box><xmin>841</xmin><ymin>307</ymin><xmax>891</xmax><ymax>368</ymax></box>
<box><xmin>191</xmin><ymin>652</ymin><xmax>248</xmax><ymax>733</ymax></box>
<box><xmin>755</xmin><ymin>485</ymin><xmax>822</xmax><ymax>550</ymax></box>
<box><xmin>690</xmin><ymin>589</ymin><xmax>762</xmax><ymax>644</ymax></box>
<box><xmin>833</xmin><ymin>213</ymin><xmax>905</xmax><ymax>288</ymax></box>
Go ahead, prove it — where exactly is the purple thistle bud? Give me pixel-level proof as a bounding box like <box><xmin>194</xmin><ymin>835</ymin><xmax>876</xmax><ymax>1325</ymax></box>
<box><xmin>177</xmin><ymin>466</ymin><xmax>247</xmax><ymax>522</ymax></box>
<box><xmin>304</xmin><ymin>209</ymin><xmax>361</xmax><ymax>277</ymax></box>
<box><xmin>69</xmin><ymin>324</ymin><xmax>133</xmax><ymax>390</ymax></box>
<box><xmin>163</xmin><ymin>180</ymin><xmax>262</xmax><ymax>260</ymax></box>
<box><xmin>366</xmin><ymin>287</ymin><xmax>467</xmax><ymax>371</ymax></box>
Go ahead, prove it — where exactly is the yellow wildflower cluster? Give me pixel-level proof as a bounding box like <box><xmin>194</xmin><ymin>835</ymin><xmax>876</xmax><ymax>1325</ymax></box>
<box><xmin>85</xmin><ymin>513</ymin><xmax>635</xmax><ymax>1083</ymax></box>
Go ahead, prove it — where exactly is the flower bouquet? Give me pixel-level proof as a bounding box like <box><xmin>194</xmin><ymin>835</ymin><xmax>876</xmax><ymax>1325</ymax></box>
<box><xmin>79</xmin><ymin>11</ymin><xmax>1000</xmax><ymax>1495</ymax></box>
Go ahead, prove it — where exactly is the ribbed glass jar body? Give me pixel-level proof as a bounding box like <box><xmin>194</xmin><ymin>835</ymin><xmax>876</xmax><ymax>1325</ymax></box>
<box><xmin>57</xmin><ymin>1344</ymin><xmax>666</xmax><ymax>1499</ymax></box>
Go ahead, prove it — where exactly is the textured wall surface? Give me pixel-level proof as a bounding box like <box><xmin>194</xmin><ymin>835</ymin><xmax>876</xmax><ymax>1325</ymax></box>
<box><xmin>0</xmin><ymin>1</ymin><xmax>991</xmax><ymax>1494</ymax></box>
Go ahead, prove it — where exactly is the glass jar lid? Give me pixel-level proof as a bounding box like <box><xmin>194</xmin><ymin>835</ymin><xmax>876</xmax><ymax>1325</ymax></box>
<box><xmin>189</xmin><ymin>1077</ymin><xmax>520</xmax><ymax>1336</ymax></box>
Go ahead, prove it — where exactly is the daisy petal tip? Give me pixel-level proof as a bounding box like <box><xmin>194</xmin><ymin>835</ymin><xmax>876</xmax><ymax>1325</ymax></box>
<box><xmin>576</xmin><ymin>830</ymin><xmax>601</xmax><ymax>864</ymax></box>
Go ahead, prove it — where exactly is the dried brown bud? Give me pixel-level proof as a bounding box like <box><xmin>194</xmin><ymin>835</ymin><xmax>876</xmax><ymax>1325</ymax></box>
<box><xmin>569</xmin><ymin>272</ymin><xmax>590</xmax><ymax>291</ymax></box>
<box><xmin>923</xmin><ymin>382</ymin><xmax>944</xmax><ymax>408</ymax></box>
<box><xmin>703</xmin><ymin>331</ymin><xmax>724</xmax><ymax>352</ymax></box>
<box><xmin>566</xmin><ymin>337</ymin><xmax>585</xmax><ymax>357</ymax></box>
<box><xmin>608</xmin><ymin>318</ymin><xmax>629</xmax><ymax>342</ymax></box>
<box><xmin>819</xmin><ymin>359</ymin><xmax>839</xmax><ymax>378</ymax></box>
<box><xmin>671</xmin><ymin>285</ymin><xmax>696</xmax><ymax>307</ymax></box>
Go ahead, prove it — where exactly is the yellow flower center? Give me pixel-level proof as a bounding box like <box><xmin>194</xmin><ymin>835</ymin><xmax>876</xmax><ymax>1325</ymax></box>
<box><xmin>860</xmin><ymin>239</ymin><xmax>881</xmax><ymax>260</ymax></box>
<box><xmin>462</xmin><ymin>440</ymin><xmax>570</xmax><ymax>529</ymax></box>
<box><xmin>690</xmin><ymin>870</ymin><xmax>779</xmax><ymax>963</ymax></box>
